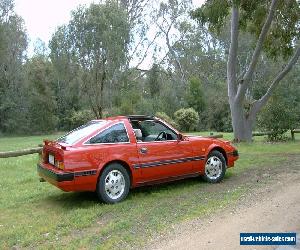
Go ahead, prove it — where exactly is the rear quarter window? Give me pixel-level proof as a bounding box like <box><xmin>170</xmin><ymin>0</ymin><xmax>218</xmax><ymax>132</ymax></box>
<box><xmin>87</xmin><ymin>123</ymin><xmax>129</xmax><ymax>144</ymax></box>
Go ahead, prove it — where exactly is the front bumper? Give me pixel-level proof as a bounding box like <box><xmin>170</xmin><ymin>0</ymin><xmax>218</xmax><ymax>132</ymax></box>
<box><xmin>227</xmin><ymin>150</ymin><xmax>239</xmax><ymax>167</ymax></box>
<box><xmin>228</xmin><ymin>150</ymin><xmax>239</xmax><ymax>157</ymax></box>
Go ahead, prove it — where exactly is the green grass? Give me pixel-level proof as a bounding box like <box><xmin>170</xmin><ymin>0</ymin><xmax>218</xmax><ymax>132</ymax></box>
<box><xmin>0</xmin><ymin>133</ymin><xmax>64</xmax><ymax>151</ymax></box>
<box><xmin>0</xmin><ymin>132</ymin><xmax>300</xmax><ymax>249</ymax></box>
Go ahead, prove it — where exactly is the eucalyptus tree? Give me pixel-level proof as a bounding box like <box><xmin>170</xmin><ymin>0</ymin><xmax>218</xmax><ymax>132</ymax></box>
<box><xmin>172</xmin><ymin>21</ymin><xmax>227</xmax><ymax>86</ymax></box>
<box><xmin>154</xmin><ymin>0</ymin><xmax>193</xmax><ymax>85</ymax></box>
<box><xmin>49</xmin><ymin>25</ymin><xmax>82</xmax><ymax>129</ymax></box>
<box><xmin>192</xmin><ymin>0</ymin><xmax>300</xmax><ymax>141</ymax></box>
<box><xmin>52</xmin><ymin>1</ymin><xmax>130</xmax><ymax>119</ymax></box>
<box><xmin>120</xmin><ymin>0</ymin><xmax>156</xmax><ymax>69</ymax></box>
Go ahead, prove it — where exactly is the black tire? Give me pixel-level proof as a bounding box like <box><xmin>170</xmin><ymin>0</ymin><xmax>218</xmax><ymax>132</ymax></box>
<box><xmin>202</xmin><ymin>150</ymin><xmax>226</xmax><ymax>183</ymax></box>
<box><xmin>96</xmin><ymin>163</ymin><xmax>130</xmax><ymax>204</ymax></box>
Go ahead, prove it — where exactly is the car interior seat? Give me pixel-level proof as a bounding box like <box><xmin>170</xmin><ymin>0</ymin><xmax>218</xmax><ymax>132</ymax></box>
<box><xmin>133</xmin><ymin>129</ymin><xmax>143</xmax><ymax>142</ymax></box>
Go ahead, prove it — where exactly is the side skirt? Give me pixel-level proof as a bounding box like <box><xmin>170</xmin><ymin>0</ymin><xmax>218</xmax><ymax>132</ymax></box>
<box><xmin>135</xmin><ymin>172</ymin><xmax>201</xmax><ymax>187</ymax></box>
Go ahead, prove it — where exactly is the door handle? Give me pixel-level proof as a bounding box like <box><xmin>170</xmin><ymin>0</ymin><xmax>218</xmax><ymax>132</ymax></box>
<box><xmin>140</xmin><ymin>147</ymin><xmax>148</xmax><ymax>154</ymax></box>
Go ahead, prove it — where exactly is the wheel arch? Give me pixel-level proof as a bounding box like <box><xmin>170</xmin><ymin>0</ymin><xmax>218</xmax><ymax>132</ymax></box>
<box><xmin>98</xmin><ymin>160</ymin><xmax>133</xmax><ymax>187</ymax></box>
<box><xmin>208</xmin><ymin>146</ymin><xmax>228</xmax><ymax>165</ymax></box>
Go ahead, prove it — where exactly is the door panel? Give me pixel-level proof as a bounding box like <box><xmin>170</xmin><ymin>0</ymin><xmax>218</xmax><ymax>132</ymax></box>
<box><xmin>136</xmin><ymin>140</ymin><xmax>196</xmax><ymax>182</ymax></box>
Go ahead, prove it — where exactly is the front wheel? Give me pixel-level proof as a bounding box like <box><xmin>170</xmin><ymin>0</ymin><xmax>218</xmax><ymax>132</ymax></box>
<box><xmin>96</xmin><ymin>163</ymin><xmax>130</xmax><ymax>204</ymax></box>
<box><xmin>202</xmin><ymin>150</ymin><xmax>226</xmax><ymax>183</ymax></box>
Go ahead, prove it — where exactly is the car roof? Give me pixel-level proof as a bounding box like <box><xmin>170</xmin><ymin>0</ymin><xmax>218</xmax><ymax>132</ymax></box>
<box><xmin>127</xmin><ymin>115</ymin><xmax>155</xmax><ymax>120</ymax></box>
<box><xmin>91</xmin><ymin>115</ymin><xmax>157</xmax><ymax>122</ymax></box>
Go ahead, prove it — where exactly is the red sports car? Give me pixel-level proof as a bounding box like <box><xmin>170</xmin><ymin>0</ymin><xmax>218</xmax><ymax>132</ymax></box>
<box><xmin>37</xmin><ymin>115</ymin><xmax>239</xmax><ymax>203</ymax></box>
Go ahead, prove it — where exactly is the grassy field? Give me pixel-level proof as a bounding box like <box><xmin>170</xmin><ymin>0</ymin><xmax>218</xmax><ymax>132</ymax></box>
<box><xmin>0</xmin><ymin>132</ymin><xmax>299</xmax><ymax>249</ymax></box>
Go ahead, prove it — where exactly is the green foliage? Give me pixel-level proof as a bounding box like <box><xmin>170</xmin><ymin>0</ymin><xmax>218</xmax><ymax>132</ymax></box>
<box><xmin>134</xmin><ymin>98</ymin><xmax>160</xmax><ymax>116</ymax></box>
<box><xmin>186</xmin><ymin>77</ymin><xmax>206</xmax><ymax>114</ymax></box>
<box><xmin>205</xmin><ymin>93</ymin><xmax>232</xmax><ymax>132</ymax></box>
<box><xmin>67</xmin><ymin>109</ymin><xmax>94</xmax><ymax>129</ymax></box>
<box><xmin>49</xmin><ymin>25</ymin><xmax>82</xmax><ymax>130</ymax></box>
<box><xmin>258</xmin><ymin>93</ymin><xmax>299</xmax><ymax>141</ymax></box>
<box><xmin>114</xmin><ymin>86</ymin><xmax>142</xmax><ymax>116</ymax></box>
<box><xmin>26</xmin><ymin>56</ymin><xmax>58</xmax><ymax>133</ymax></box>
<box><xmin>155</xmin><ymin>112</ymin><xmax>178</xmax><ymax>129</ymax></box>
<box><xmin>174</xmin><ymin>108</ymin><xmax>199</xmax><ymax>131</ymax></box>
<box><xmin>248</xmin><ymin>0</ymin><xmax>300</xmax><ymax>59</ymax></box>
<box><xmin>147</xmin><ymin>64</ymin><xmax>160</xmax><ymax>98</ymax></box>
<box><xmin>256</xmin><ymin>64</ymin><xmax>300</xmax><ymax>141</ymax></box>
<box><xmin>191</xmin><ymin>0</ymin><xmax>230</xmax><ymax>33</ymax></box>
<box><xmin>69</xmin><ymin>2</ymin><xmax>129</xmax><ymax>70</ymax></box>
<box><xmin>51</xmin><ymin>1</ymin><xmax>130</xmax><ymax>118</ymax></box>
<box><xmin>192</xmin><ymin>0</ymin><xmax>300</xmax><ymax>59</ymax></box>
<box><xmin>0</xmin><ymin>0</ymin><xmax>28</xmax><ymax>134</ymax></box>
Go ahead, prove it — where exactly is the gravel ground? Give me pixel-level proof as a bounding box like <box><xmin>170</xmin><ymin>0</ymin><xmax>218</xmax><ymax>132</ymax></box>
<box><xmin>146</xmin><ymin>158</ymin><xmax>300</xmax><ymax>250</ymax></box>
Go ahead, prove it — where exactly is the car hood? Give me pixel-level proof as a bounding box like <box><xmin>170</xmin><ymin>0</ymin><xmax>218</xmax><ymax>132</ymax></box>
<box><xmin>184</xmin><ymin>135</ymin><xmax>234</xmax><ymax>147</ymax></box>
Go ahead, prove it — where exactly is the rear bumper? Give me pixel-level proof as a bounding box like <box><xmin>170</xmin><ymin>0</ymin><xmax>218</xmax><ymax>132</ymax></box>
<box><xmin>37</xmin><ymin>163</ymin><xmax>74</xmax><ymax>191</ymax></box>
<box><xmin>37</xmin><ymin>164</ymin><xmax>74</xmax><ymax>182</ymax></box>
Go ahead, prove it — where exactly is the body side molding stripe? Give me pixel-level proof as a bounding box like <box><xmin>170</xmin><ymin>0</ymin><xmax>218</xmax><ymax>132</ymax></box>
<box><xmin>133</xmin><ymin>155</ymin><xmax>206</xmax><ymax>169</ymax></box>
<box><xmin>74</xmin><ymin>170</ymin><xmax>97</xmax><ymax>177</ymax></box>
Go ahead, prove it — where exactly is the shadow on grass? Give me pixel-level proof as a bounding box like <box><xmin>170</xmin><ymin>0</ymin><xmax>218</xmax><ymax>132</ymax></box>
<box><xmin>39</xmin><ymin>168</ymin><xmax>240</xmax><ymax>210</ymax></box>
<box><xmin>45</xmin><ymin>191</ymin><xmax>99</xmax><ymax>209</ymax></box>
<box><xmin>41</xmin><ymin>176</ymin><xmax>213</xmax><ymax>208</ymax></box>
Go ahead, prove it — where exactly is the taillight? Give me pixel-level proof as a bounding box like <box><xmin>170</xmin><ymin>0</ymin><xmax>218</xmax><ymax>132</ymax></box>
<box><xmin>55</xmin><ymin>160</ymin><xmax>64</xmax><ymax>170</ymax></box>
<box><xmin>40</xmin><ymin>149</ymin><xmax>46</xmax><ymax>163</ymax></box>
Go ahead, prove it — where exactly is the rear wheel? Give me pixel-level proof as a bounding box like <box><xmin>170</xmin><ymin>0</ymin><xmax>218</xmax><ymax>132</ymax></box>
<box><xmin>202</xmin><ymin>150</ymin><xmax>226</xmax><ymax>183</ymax></box>
<box><xmin>96</xmin><ymin>163</ymin><xmax>130</xmax><ymax>204</ymax></box>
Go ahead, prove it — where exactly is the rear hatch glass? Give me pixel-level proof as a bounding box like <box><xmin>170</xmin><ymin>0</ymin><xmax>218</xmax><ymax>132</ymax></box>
<box><xmin>57</xmin><ymin>120</ymin><xmax>107</xmax><ymax>145</ymax></box>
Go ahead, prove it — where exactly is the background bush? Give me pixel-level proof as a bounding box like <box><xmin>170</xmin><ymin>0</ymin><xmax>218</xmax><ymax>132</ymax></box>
<box><xmin>174</xmin><ymin>108</ymin><xmax>199</xmax><ymax>132</ymax></box>
<box><xmin>258</xmin><ymin>94</ymin><xmax>299</xmax><ymax>141</ymax></box>
<box><xmin>67</xmin><ymin>110</ymin><xmax>95</xmax><ymax>129</ymax></box>
<box><xmin>155</xmin><ymin>112</ymin><xmax>178</xmax><ymax>129</ymax></box>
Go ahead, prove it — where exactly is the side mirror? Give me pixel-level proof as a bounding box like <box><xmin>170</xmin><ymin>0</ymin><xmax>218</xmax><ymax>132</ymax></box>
<box><xmin>177</xmin><ymin>133</ymin><xmax>184</xmax><ymax>141</ymax></box>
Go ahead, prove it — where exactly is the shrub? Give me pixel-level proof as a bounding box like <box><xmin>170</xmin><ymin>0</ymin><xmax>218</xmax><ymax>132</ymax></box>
<box><xmin>155</xmin><ymin>112</ymin><xmax>178</xmax><ymax>129</ymax></box>
<box><xmin>174</xmin><ymin>108</ymin><xmax>199</xmax><ymax>131</ymax></box>
<box><xmin>258</xmin><ymin>95</ymin><xmax>298</xmax><ymax>141</ymax></box>
<box><xmin>68</xmin><ymin>109</ymin><xmax>94</xmax><ymax>129</ymax></box>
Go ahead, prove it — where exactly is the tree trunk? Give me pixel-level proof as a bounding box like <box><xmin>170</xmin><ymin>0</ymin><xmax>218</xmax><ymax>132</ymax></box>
<box><xmin>226</xmin><ymin>0</ymin><xmax>295</xmax><ymax>142</ymax></box>
<box><xmin>230</xmin><ymin>99</ymin><xmax>253</xmax><ymax>142</ymax></box>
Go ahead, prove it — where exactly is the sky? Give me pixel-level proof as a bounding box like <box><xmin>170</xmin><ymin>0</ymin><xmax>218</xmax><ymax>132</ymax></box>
<box><xmin>14</xmin><ymin>0</ymin><xmax>205</xmax><ymax>65</ymax></box>
<box><xmin>14</xmin><ymin>0</ymin><xmax>96</xmax><ymax>47</ymax></box>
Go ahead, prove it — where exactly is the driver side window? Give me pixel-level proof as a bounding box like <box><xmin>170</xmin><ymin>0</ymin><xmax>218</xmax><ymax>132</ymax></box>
<box><xmin>138</xmin><ymin>120</ymin><xmax>177</xmax><ymax>142</ymax></box>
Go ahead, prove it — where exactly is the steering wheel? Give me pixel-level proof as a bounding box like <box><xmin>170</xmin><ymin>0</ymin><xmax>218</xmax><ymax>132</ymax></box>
<box><xmin>155</xmin><ymin>131</ymin><xmax>167</xmax><ymax>141</ymax></box>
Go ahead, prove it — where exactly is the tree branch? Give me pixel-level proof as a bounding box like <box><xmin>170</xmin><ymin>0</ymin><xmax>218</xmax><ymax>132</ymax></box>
<box><xmin>133</xmin><ymin>32</ymin><xmax>160</xmax><ymax>69</ymax></box>
<box><xmin>252</xmin><ymin>45</ymin><xmax>300</xmax><ymax>115</ymax></box>
<box><xmin>132</xmin><ymin>53</ymin><xmax>169</xmax><ymax>81</ymax></box>
<box><xmin>236</xmin><ymin>0</ymin><xmax>279</xmax><ymax>101</ymax></box>
<box><xmin>156</xmin><ymin>18</ymin><xmax>186</xmax><ymax>84</ymax></box>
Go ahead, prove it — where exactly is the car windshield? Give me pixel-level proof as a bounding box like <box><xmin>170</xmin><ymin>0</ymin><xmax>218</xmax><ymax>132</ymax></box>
<box><xmin>57</xmin><ymin>120</ymin><xmax>107</xmax><ymax>145</ymax></box>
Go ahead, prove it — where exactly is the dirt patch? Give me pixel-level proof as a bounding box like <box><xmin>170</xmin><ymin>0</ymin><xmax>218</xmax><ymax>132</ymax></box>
<box><xmin>145</xmin><ymin>156</ymin><xmax>300</xmax><ymax>250</ymax></box>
